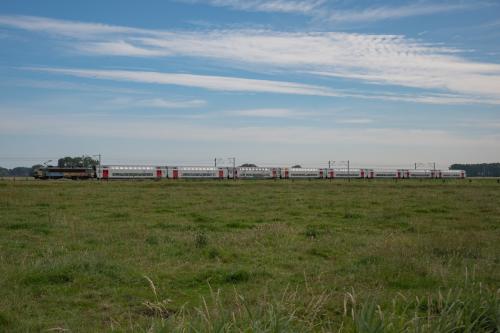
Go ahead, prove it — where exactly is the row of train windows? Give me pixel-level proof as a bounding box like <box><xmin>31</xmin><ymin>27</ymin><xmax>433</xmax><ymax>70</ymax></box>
<box><xmin>239</xmin><ymin>168</ymin><xmax>272</xmax><ymax>171</ymax></box>
<box><xmin>334</xmin><ymin>173</ymin><xmax>361</xmax><ymax>176</ymax></box>
<box><xmin>110</xmin><ymin>167</ymin><xmax>156</xmax><ymax>170</ymax></box>
<box><xmin>111</xmin><ymin>173</ymin><xmax>155</xmax><ymax>177</ymax></box>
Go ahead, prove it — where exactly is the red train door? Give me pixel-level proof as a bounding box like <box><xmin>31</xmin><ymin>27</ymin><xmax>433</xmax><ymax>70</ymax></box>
<box><xmin>173</xmin><ymin>169</ymin><xmax>179</xmax><ymax>179</ymax></box>
<box><xmin>102</xmin><ymin>169</ymin><xmax>109</xmax><ymax>179</ymax></box>
<box><xmin>285</xmin><ymin>170</ymin><xmax>289</xmax><ymax>179</ymax></box>
<box><xmin>218</xmin><ymin>169</ymin><xmax>224</xmax><ymax>179</ymax></box>
<box><xmin>329</xmin><ymin>170</ymin><xmax>334</xmax><ymax>179</ymax></box>
<box><xmin>360</xmin><ymin>170</ymin><xmax>365</xmax><ymax>178</ymax></box>
<box><xmin>272</xmin><ymin>169</ymin><xmax>277</xmax><ymax>178</ymax></box>
<box><xmin>319</xmin><ymin>169</ymin><xmax>323</xmax><ymax>178</ymax></box>
<box><xmin>156</xmin><ymin>168</ymin><xmax>162</xmax><ymax>178</ymax></box>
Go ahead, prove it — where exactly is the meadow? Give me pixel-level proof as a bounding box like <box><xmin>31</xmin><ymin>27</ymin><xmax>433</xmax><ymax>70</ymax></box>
<box><xmin>0</xmin><ymin>179</ymin><xmax>499</xmax><ymax>332</ymax></box>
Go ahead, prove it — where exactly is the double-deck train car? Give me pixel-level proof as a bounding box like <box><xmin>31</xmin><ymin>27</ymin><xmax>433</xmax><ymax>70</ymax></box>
<box><xmin>230</xmin><ymin>167</ymin><xmax>279</xmax><ymax>179</ymax></box>
<box><xmin>281</xmin><ymin>168</ymin><xmax>325</xmax><ymax>179</ymax></box>
<box><xmin>366</xmin><ymin>169</ymin><xmax>405</xmax><ymax>179</ymax></box>
<box><xmin>98</xmin><ymin>165</ymin><xmax>165</xmax><ymax>179</ymax></box>
<box><xmin>440</xmin><ymin>170</ymin><xmax>466</xmax><ymax>179</ymax></box>
<box><xmin>407</xmin><ymin>170</ymin><xmax>434</xmax><ymax>179</ymax></box>
<box><xmin>168</xmin><ymin>167</ymin><xmax>227</xmax><ymax>179</ymax></box>
<box><xmin>328</xmin><ymin>169</ymin><xmax>365</xmax><ymax>179</ymax></box>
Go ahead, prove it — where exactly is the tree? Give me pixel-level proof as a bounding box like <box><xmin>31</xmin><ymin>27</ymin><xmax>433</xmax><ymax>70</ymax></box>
<box><xmin>240</xmin><ymin>163</ymin><xmax>257</xmax><ymax>167</ymax></box>
<box><xmin>450</xmin><ymin>163</ymin><xmax>500</xmax><ymax>177</ymax></box>
<box><xmin>0</xmin><ymin>167</ymin><xmax>9</xmax><ymax>177</ymax></box>
<box><xmin>291</xmin><ymin>165</ymin><xmax>302</xmax><ymax>168</ymax></box>
<box><xmin>58</xmin><ymin>156</ymin><xmax>98</xmax><ymax>168</ymax></box>
<box><xmin>58</xmin><ymin>157</ymin><xmax>73</xmax><ymax>167</ymax></box>
<box><xmin>10</xmin><ymin>167</ymin><xmax>32</xmax><ymax>176</ymax></box>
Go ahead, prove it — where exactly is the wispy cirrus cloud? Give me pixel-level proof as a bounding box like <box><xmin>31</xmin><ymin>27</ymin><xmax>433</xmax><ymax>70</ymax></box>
<box><xmin>323</xmin><ymin>2</ymin><xmax>478</xmax><ymax>23</ymax></box>
<box><xmin>180</xmin><ymin>0</ymin><xmax>479</xmax><ymax>23</ymax></box>
<box><xmin>27</xmin><ymin>67</ymin><xmax>497</xmax><ymax>105</ymax></box>
<box><xmin>3</xmin><ymin>15</ymin><xmax>500</xmax><ymax>104</ymax></box>
<box><xmin>179</xmin><ymin>0</ymin><xmax>325</xmax><ymax>14</ymax></box>
<box><xmin>225</xmin><ymin>108</ymin><xmax>309</xmax><ymax>118</ymax></box>
<box><xmin>337</xmin><ymin>118</ymin><xmax>374</xmax><ymax>125</ymax></box>
<box><xmin>28</xmin><ymin>67</ymin><xmax>340</xmax><ymax>97</ymax></box>
<box><xmin>0</xmin><ymin>15</ymin><xmax>145</xmax><ymax>38</ymax></box>
<box><xmin>107</xmin><ymin>97</ymin><xmax>207</xmax><ymax>109</ymax></box>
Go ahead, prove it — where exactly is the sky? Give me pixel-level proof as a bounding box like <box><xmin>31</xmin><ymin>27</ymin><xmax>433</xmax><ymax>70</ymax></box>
<box><xmin>0</xmin><ymin>0</ymin><xmax>499</xmax><ymax>169</ymax></box>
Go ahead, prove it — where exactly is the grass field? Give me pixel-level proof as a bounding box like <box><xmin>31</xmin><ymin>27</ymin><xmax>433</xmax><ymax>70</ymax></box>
<box><xmin>0</xmin><ymin>179</ymin><xmax>499</xmax><ymax>332</ymax></box>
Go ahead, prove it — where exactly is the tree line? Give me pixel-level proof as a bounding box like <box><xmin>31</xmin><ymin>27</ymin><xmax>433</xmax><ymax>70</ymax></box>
<box><xmin>0</xmin><ymin>165</ymin><xmax>41</xmax><ymax>177</ymax></box>
<box><xmin>0</xmin><ymin>156</ymin><xmax>99</xmax><ymax>177</ymax></box>
<box><xmin>450</xmin><ymin>163</ymin><xmax>500</xmax><ymax>177</ymax></box>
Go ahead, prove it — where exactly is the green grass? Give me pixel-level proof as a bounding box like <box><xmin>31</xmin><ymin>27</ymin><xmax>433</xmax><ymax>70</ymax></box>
<box><xmin>0</xmin><ymin>179</ymin><xmax>499</xmax><ymax>332</ymax></box>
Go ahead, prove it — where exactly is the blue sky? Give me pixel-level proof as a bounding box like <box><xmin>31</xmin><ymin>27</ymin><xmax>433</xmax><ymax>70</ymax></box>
<box><xmin>0</xmin><ymin>0</ymin><xmax>499</xmax><ymax>168</ymax></box>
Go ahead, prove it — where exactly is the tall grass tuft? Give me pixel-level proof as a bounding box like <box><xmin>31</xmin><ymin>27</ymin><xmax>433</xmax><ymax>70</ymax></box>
<box><xmin>142</xmin><ymin>278</ymin><xmax>499</xmax><ymax>332</ymax></box>
<box><xmin>146</xmin><ymin>283</ymin><xmax>335</xmax><ymax>332</ymax></box>
<box><xmin>142</xmin><ymin>276</ymin><xmax>174</xmax><ymax>321</ymax></box>
<box><xmin>344</xmin><ymin>281</ymin><xmax>500</xmax><ymax>332</ymax></box>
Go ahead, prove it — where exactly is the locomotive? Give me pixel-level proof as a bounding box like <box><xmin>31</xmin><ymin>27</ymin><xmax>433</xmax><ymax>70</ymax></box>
<box><xmin>34</xmin><ymin>166</ymin><xmax>95</xmax><ymax>180</ymax></box>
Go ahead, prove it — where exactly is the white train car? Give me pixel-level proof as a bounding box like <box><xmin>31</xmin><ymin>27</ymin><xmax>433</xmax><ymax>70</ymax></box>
<box><xmin>328</xmin><ymin>169</ymin><xmax>366</xmax><ymax>179</ymax></box>
<box><xmin>99</xmin><ymin>165</ymin><xmax>165</xmax><ymax>179</ymax></box>
<box><xmin>281</xmin><ymin>168</ymin><xmax>325</xmax><ymax>179</ymax></box>
<box><xmin>441</xmin><ymin>170</ymin><xmax>466</xmax><ymax>179</ymax></box>
<box><xmin>369</xmin><ymin>169</ymin><xmax>403</xmax><ymax>179</ymax></box>
<box><xmin>235</xmin><ymin>167</ymin><xmax>279</xmax><ymax>179</ymax></box>
<box><xmin>168</xmin><ymin>167</ymin><xmax>227</xmax><ymax>179</ymax></box>
<box><xmin>407</xmin><ymin>170</ymin><xmax>433</xmax><ymax>179</ymax></box>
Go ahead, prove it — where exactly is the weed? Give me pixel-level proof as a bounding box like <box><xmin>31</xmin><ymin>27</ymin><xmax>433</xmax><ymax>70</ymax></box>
<box><xmin>0</xmin><ymin>312</ymin><xmax>10</xmax><ymax>328</ymax></box>
<box><xmin>225</xmin><ymin>222</ymin><xmax>254</xmax><ymax>229</ymax></box>
<box><xmin>223</xmin><ymin>270</ymin><xmax>250</xmax><ymax>284</ymax></box>
<box><xmin>305</xmin><ymin>225</ymin><xmax>319</xmax><ymax>238</ymax></box>
<box><xmin>343</xmin><ymin>212</ymin><xmax>363</xmax><ymax>219</ymax></box>
<box><xmin>307</xmin><ymin>247</ymin><xmax>329</xmax><ymax>259</ymax></box>
<box><xmin>107</xmin><ymin>211</ymin><xmax>130</xmax><ymax>219</ymax></box>
<box><xmin>146</xmin><ymin>236</ymin><xmax>159</xmax><ymax>245</ymax></box>
<box><xmin>194</xmin><ymin>232</ymin><xmax>208</xmax><ymax>248</ymax></box>
<box><xmin>142</xmin><ymin>276</ymin><xmax>174</xmax><ymax>320</ymax></box>
<box><xmin>207</xmin><ymin>248</ymin><xmax>221</xmax><ymax>259</ymax></box>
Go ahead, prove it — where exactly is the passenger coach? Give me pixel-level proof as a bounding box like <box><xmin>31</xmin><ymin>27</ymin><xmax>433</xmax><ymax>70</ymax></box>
<box><xmin>229</xmin><ymin>167</ymin><xmax>279</xmax><ymax>179</ymax></box>
<box><xmin>98</xmin><ymin>165</ymin><xmax>165</xmax><ymax>179</ymax></box>
<box><xmin>327</xmin><ymin>169</ymin><xmax>366</xmax><ymax>179</ymax></box>
<box><xmin>281</xmin><ymin>168</ymin><xmax>325</xmax><ymax>179</ymax></box>
<box><xmin>168</xmin><ymin>167</ymin><xmax>227</xmax><ymax>179</ymax></box>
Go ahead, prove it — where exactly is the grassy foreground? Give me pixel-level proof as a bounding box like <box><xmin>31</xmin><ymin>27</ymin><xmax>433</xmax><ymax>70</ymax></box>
<box><xmin>0</xmin><ymin>179</ymin><xmax>499</xmax><ymax>332</ymax></box>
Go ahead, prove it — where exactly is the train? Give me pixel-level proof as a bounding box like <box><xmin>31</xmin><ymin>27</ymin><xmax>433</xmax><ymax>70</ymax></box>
<box><xmin>33</xmin><ymin>165</ymin><xmax>466</xmax><ymax>180</ymax></box>
<box><xmin>94</xmin><ymin>165</ymin><xmax>466</xmax><ymax>180</ymax></box>
<box><xmin>33</xmin><ymin>167</ymin><xmax>95</xmax><ymax>180</ymax></box>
